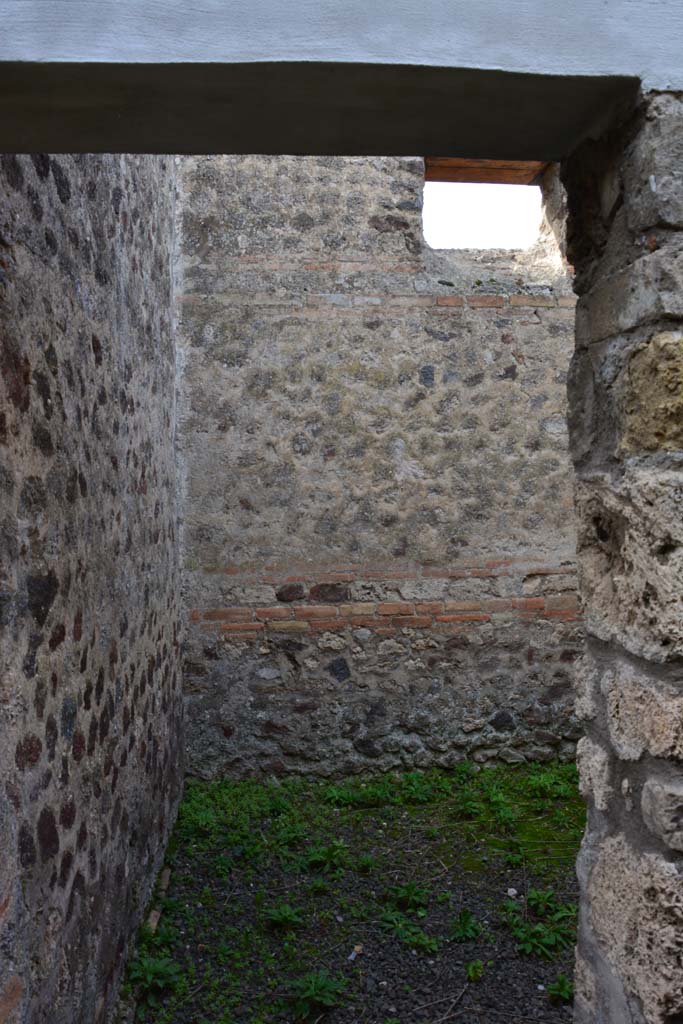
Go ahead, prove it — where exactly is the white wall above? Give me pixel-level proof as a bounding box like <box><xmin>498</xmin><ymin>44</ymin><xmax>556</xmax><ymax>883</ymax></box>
<box><xmin>3</xmin><ymin>0</ymin><xmax>682</xmax><ymax>90</ymax></box>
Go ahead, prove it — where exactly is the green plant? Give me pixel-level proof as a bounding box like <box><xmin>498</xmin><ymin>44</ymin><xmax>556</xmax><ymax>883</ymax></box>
<box><xmin>122</xmin><ymin>762</ymin><xmax>586</xmax><ymax>1022</ymax></box>
<box><xmin>213</xmin><ymin>853</ymin><xmax>233</xmax><ymax>878</ymax></box>
<box><xmin>525</xmin><ymin>766</ymin><xmax>577</xmax><ymax>800</ymax></box>
<box><xmin>527</xmin><ymin>888</ymin><xmax>558</xmax><ymax>916</ymax></box>
<box><xmin>139</xmin><ymin>918</ymin><xmax>179</xmax><ymax>951</ymax></box>
<box><xmin>465</xmin><ymin>959</ymin><xmax>484</xmax><ymax>982</ymax></box>
<box><xmin>503</xmin><ymin>841</ymin><xmax>524</xmax><ymax>867</ymax></box>
<box><xmin>450</xmin><ymin>909</ymin><xmax>481</xmax><ymax>942</ymax></box>
<box><xmin>380</xmin><ymin>910</ymin><xmax>440</xmax><ymax>952</ymax></box>
<box><xmin>454</xmin><ymin>786</ymin><xmax>486</xmax><ymax>820</ymax></box>
<box><xmin>386</xmin><ymin>882</ymin><xmax>429</xmax><ymax>913</ymax></box>
<box><xmin>547</xmin><ymin>973</ymin><xmax>574</xmax><ymax>1004</ymax></box>
<box><xmin>400</xmin><ymin>771</ymin><xmax>440</xmax><ymax>803</ymax></box>
<box><xmin>309</xmin><ymin>877</ymin><xmax>329</xmax><ymax>895</ymax></box>
<box><xmin>408</xmin><ymin>928</ymin><xmax>440</xmax><ymax>953</ymax></box>
<box><xmin>323</xmin><ymin>778</ymin><xmax>393</xmax><ymax>808</ymax></box>
<box><xmin>290</xmin><ymin>969</ymin><xmax>348</xmax><ymax>1018</ymax></box>
<box><xmin>264</xmin><ymin>903</ymin><xmax>304</xmax><ymax>929</ymax></box>
<box><xmin>356</xmin><ymin>853</ymin><xmax>376</xmax><ymax>874</ymax></box>
<box><xmin>272</xmin><ymin>821</ymin><xmax>306</xmax><ymax>849</ymax></box>
<box><xmin>306</xmin><ymin>839</ymin><xmax>349</xmax><ymax>872</ymax></box>
<box><xmin>501</xmin><ymin>897</ymin><xmax>577</xmax><ymax>960</ymax></box>
<box><xmin>127</xmin><ymin>952</ymin><xmax>183</xmax><ymax>1014</ymax></box>
<box><xmin>349</xmin><ymin>900</ymin><xmax>373</xmax><ymax>921</ymax></box>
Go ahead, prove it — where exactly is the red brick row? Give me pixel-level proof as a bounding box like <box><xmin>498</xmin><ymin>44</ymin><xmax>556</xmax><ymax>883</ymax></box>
<box><xmin>192</xmin><ymin>593</ymin><xmax>581</xmax><ymax>637</ymax></box>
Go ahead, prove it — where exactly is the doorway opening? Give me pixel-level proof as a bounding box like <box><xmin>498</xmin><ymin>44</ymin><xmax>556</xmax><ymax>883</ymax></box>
<box><xmin>3</xmin><ymin>70</ymin><xmax>677</xmax><ymax>1024</ymax></box>
<box><xmin>117</xmin><ymin>152</ymin><xmax>585</xmax><ymax>1022</ymax></box>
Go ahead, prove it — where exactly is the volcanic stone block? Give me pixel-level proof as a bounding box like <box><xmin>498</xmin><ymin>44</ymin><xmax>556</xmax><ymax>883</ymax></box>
<box><xmin>588</xmin><ymin>833</ymin><xmax>683</xmax><ymax>1024</ymax></box>
<box><xmin>623</xmin><ymin>93</ymin><xmax>683</xmax><ymax>232</ymax></box>
<box><xmin>576</xmin><ymin>736</ymin><xmax>613</xmax><ymax>810</ymax></box>
<box><xmin>641</xmin><ymin>777</ymin><xmax>683</xmax><ymax>852</ymax></box>
<box><xmin>576</xmin><ymin>469</ymin><xmax>683</xmax><ymax>661</ymax></box>
<box><xmin>601</xmin><ymin>659</ymin><xmax>683</xmax><ymax>761</ymax></box>
<box><xmin>619</xmin><ymin>331</ymin><xmax>683</xmax><ymax>454</ymax></box>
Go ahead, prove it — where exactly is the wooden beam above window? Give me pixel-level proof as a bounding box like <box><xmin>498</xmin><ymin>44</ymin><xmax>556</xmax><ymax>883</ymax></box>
<box><xmin>425</xmin><ymin>157</ymin><xmax>549</xmax><ymax>185</ymax></box>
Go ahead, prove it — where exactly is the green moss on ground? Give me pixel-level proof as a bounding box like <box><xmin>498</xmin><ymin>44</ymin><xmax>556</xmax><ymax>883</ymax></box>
<box><xmin>124</xmin><ymin>762</ymin><xmax>584</xmax><ymax>1023</ymax></box>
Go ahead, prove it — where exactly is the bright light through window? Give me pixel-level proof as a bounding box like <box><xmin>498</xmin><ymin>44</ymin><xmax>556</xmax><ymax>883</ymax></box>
<box><xmin>423</xmin><ymin>182</ymin><xmax>543</xmax><ymax>250</ymax></box>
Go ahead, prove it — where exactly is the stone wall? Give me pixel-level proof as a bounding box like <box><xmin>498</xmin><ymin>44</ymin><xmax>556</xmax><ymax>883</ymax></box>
<box><xmin>177</xmin><ymin>156</ymin><xmax>583</xmax><ymax>778</ymax></box>
<box><xmin>0</xmin><ymin>154</ymin><xmax>183</xmax><ymax>1023</ymax></box>
<box><xmin>563</xmin><ymin>92</ymin><xmax>683</xmax><ymax>1024</ymax></box>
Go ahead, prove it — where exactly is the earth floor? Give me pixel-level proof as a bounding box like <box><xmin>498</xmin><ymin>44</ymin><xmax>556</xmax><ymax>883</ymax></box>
<box><xmin>122</xmin><ymin>762</ymin><xmax>584</xmax><ymax>1024</ymax></box>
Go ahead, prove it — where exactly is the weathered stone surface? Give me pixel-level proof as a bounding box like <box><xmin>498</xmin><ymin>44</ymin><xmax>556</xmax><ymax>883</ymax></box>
<box><xmin>575</xmin><ymin>246</ymin><xmax>683</xmax><ymax>344</ymax></box>
<box><xmin>0</xmin><ymin>977</ymin><xmax>23</xmax><ymax>1023</ymax></box>
<box><xmin>178</xmin><ymin>156</ymin><xmax>575</xmax><ymax>571</ymax></box>
<box><xmin>620</xmin><ymin>331</ymin><xmax>683</xmax><ymax>454</ymax></box>
<box><xmin>574</xmin><ymin>653</ymin><xmax>600</xmax><ymax>722</ymax></box>
<box><xmin>565</xmin><ymin>92</ymin><xmax>683</xmax><ymax>1024</ymax></box>
<box><xmin>576</xmin><ymin>469</ymin><xmax>683</xmax><ymax>661</ymax></box>
<box><xmin>0</xmin><ymin>155</ymin><xmax>183</xmax><ymax>1023</ymax></box>
<box><xmin>576</xmin><ymin>736</ymin><xmax>613</xmax><ymax>810</ymax></box>
<box><xmin>602</xmin><ymin>658</ymin><xmax>683</xmax><ymax>761</ymax></box>
<box><xmin>176</xmin><ymin>155</ymin><xmax>581</xmax><ymax>776</ymax></box>
<box><xmin>623</xmin><ymin>93</ymin><xmax>683</xmax><ymax>232</ymax></box>
<box><xmin>641</xmin><ymin>777</ymin><xmax>683</xmax><ymax>851</ymax></box>
<box><xmin>588</xmin><ymin>833</ymin><xmax>683</xmax><ymax>1023</ymax></box>
<box><xmin>573</xmin><ymin>949</ymin><xmax>599</xmax><ymax>1023</ymax></box>
<box><xmin>569</xmin><ymin>326</ymin><xmax>683</xmax><ymax>470</ymax></box>
<box><xmin>183</xmin><ymin>614</ymin><xmax>582</xmax><ymax>778</ymax></box>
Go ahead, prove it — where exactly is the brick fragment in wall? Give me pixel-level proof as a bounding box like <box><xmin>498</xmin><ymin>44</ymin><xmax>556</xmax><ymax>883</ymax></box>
<box><xmin>188</xmin><ymin>559</ymin><xmax>578</xmax><ymax>610</ymax></box>
<box><xmin>0</xmin><ymin>154</ymin><xmax>182</xmax><ymax>1024</ymax></box>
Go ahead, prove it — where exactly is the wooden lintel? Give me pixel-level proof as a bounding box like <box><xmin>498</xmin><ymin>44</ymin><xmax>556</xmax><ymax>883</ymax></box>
<box><xmin>425</xmin><ymin>157</ymin><xmax>549</xmax><ymax>185</ymax></box>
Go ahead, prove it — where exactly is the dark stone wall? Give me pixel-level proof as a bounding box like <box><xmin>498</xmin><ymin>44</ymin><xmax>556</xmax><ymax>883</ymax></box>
<box><xmin>0</xmin><ymin>154</ymin><xmax>183</xmax><ymax>1024</ymax></box>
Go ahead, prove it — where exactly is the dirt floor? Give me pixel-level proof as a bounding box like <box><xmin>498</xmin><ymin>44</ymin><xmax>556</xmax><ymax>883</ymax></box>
<box><xmin>122</xmin><ymin>763</ymin><xmax>584</xmax><ymax>1024</ymax></box>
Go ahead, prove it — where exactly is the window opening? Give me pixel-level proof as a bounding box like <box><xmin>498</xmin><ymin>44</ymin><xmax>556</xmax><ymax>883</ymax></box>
<box><xmin>423</xmin><ymin>157</ymin><xmax>547</xmax><ymax>251</ymax></box>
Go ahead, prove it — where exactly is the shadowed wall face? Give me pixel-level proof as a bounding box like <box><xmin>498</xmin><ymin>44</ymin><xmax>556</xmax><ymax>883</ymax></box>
<box><xmin>177</xmin><ymin>155</ymin><xmax>583</xmax><ymax>778</ymax></box>
<box><xmin>0</xmin><ymin>154</ymin><xmax>183</xmax><ymax>1024</ymax></box>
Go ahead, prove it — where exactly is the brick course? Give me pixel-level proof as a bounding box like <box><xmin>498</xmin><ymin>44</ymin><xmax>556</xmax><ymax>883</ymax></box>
<box><xmin>191</xmin><ymin>559</ymin><xmax>580</xmax><ymax>636</ymax></box>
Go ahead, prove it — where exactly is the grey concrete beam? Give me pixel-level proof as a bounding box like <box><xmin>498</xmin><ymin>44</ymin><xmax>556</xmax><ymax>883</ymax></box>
<box><xmin>0</xmin><ymin>62</ymin><xmax>638</xmax><ymax>157</ymax></box>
